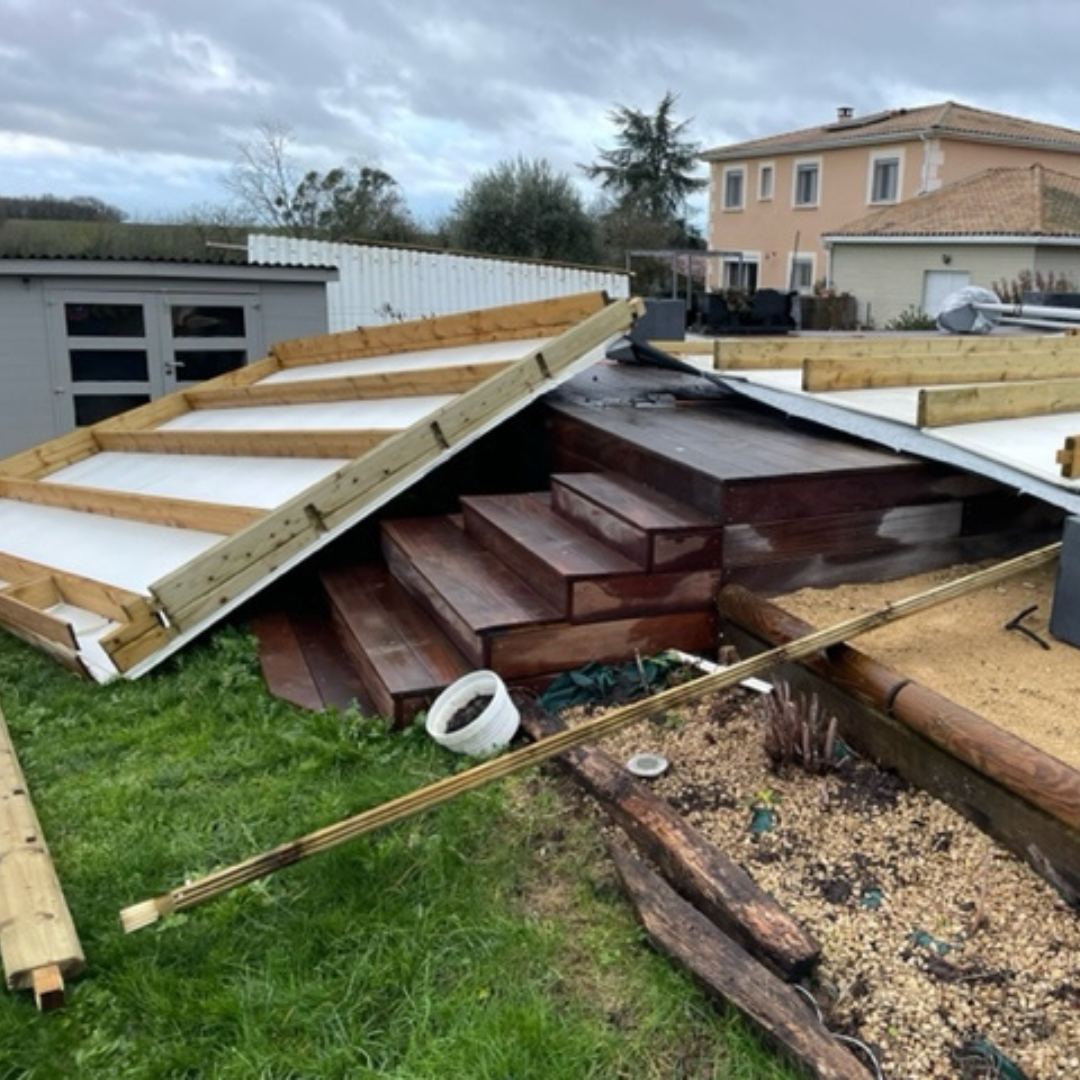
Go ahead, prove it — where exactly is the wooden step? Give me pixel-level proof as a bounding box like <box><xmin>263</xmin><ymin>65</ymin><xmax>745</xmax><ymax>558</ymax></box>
<box><xmin>461</xmin><ymin>492</ymin><xmax>722</xmax><ymax>622</ymax></box>
<box><xmin>320</xmin><ymin>562</ymin><xmax>471</xmax><ymax>725</ymax></box>
<box><xmin>381</xmin><ymin>515</ymin><xmax>562</xmax><ymax>667</ymax></box>
<box><xmin>249</xmin><ymin>607</ymin><xmax>371</xmax><ymax>714</ymax></box>
<box><xmin>550</xmin><ymin>472</ymin><xmax>723</xmax><ymax>571</ymax></box>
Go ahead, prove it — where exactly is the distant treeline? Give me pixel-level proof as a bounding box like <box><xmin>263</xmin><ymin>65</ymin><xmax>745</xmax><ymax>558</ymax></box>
<box><xmin>0</xmin><ymin>194</ymin><xmax>126</xmax><ymax>223</ymax></box>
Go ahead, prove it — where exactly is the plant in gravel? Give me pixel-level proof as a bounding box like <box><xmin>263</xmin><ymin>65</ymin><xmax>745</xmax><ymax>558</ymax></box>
<box><xmin>759</xmin><ymin>681</ymin><xmax>840</xmax><ymax>776</ymax></box>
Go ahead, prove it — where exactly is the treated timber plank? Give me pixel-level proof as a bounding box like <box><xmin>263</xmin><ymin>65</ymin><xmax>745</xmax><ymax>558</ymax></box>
<box><xmin>0</xmin><ymin>478</ymin><xmax>262</xmax><ymax>534</ymax></box>
<box><xmin>521</xmin><ymin>708</ymin><xmax>820</xmax><ymax>980</ymax></box>
<box><xmin>918</xmin><ymin>378</ymin><xmax>1080</xmax><ymax>427</ymax></box>
<box><xmin>611</xmin><ymin>846</ymin><xmax>869</xmax><ymax>1079</ymax></box>
<box><xmin>272</xmin><ymin>292</ymin><xmax>611</xmax><ymax>366</ymax></box>
<box><xmin>716</xmin><ymin>333</ymin><xmax>1080</xmax><ymax>367</ymax></box>
<box><xmin>803</xmin><ymin>351</ymin><xmax>1080</xmax><ymax>391</ymax></box>
<box><xmin>0</xmin><ymin>554</ymin><xmax>145</xmax><ymax>624</ymax></box>
<box><xmin>0</xmin><ymin>702</ymin><xmax>85</xmax><ymax>1008</ymax></box>
<box><xmin>0</xmin><ymin>429</ymin><xmax>100</xmax><ymax>481</ymax></box>
<box><xmin>185</xmin><ymin>362</ymin><xmax>514</xmax><ymax>408</ymax></box>
<box><xmin>149</xmin><ymin>298</ymin><xmax>640</xmax><ymax>633</ymax></box>
<box><xmin>1058</xmin><ymin>434</ymin><xmax>1080</xmax><ymax>478</ymax></box>
<box><xmin>0</xmin><ymin>591</ymin><xmax>76</xmax><ymax>651</ymax></box>
<box><xmin>94</xmin><ymin>394</ymin><xmax>192</xmax><ymax>433</ymax></box>
<box><xmin>94</xmin><ymin>428</ymin><xmax>392</xmax><ymax>459</ymax></box>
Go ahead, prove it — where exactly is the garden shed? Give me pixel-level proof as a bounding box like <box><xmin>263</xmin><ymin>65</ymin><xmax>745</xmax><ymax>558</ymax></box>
<box><xmin>0</xmin><ymin>257</ymin><xmax>336</xmax><ymax>458</ymax></box>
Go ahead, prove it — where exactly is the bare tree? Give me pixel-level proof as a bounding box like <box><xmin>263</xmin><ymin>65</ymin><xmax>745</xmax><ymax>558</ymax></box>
<box><xmin>223</xmin><ymin>120</ymin><xmax>303</xmax><ymax>228</ymax></box>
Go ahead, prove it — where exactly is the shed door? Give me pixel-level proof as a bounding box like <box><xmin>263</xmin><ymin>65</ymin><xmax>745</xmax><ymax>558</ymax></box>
<box><xmin>922</xmin><ymin>271</ymin><xmax>971</xmax><ymax>317</ymax></box>
<box><xmin>45</xmin><ymin>290</ymin><xmax>261</xmax><ymax>432</ymax></box>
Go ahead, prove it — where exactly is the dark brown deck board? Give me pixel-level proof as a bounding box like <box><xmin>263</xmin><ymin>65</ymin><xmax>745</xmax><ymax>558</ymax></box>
<box><xmin>249</xmin><ymin>611</ymin><xmax>326</xmax><ymax>713</ymax></box>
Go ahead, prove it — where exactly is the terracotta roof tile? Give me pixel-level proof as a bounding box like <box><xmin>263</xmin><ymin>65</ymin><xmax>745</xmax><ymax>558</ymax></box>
<box><xmin>826</xmin><ymin>164</ymin><xmax>1080</xmax><ymax>238</ymax></box>
<box><xmin>702</xmin><ymin>102</ymin><xmax>1080</xmax><ymax>160</ymax></box>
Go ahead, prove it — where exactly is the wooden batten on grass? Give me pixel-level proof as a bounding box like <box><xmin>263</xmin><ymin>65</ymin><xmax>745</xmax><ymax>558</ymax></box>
<box><xmin>120</xmin><ymin>542</ymin><xmax>1061</xmax><ymax>933</ymax></box>
<box><xmin>0</xmin><ymin>703</ymin><xmax>84</xmax><ymax>1010</ymax></box>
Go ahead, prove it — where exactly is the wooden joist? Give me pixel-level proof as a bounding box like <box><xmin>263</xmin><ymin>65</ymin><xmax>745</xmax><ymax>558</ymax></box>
<box><xmin>94</xmin><ymin>428</ymin><xmax>392</xmax><ymax>459</ymax></box>
<box><xmin>271</xmin><ymin>291</ymin><xmax>612</xmax><ymax>367</ymax></box>
<box><xmin>184</xmin><ymin>362</ymin><xmax>514</xmax><ymax>408</ymax></box>
<box><xmin>611</xmin><ymin>846</ymin><xmax>870</xmax><ymax>1079</ymax></box>
<box><xmin>1056</xmin><ymin>435</ymin><xmax>1080</xmax><ymax>479</ymax></box>
<box><xmin>0</xmin><ymin>588</ymin><xmax>77</xmax><ymax>652</ymax></box>
<box><xmin>0</xmin><ymin>478</ymin><xmax>262</xmax><ymax>534</ymax></box>
<box><xmin>803</xmin><ymin>350</ymin><xmax>1080</xmax><ymax>392</ymax></box>
<box><xmin>917</xmin><ymin>378</ymin><xmax>1080</xmax><ymax>427</ymax></box>
<box><xmin>0</xmin><ymin>702</ymin><xmax>84</xmax><ymax>1009</ymax></box>
<box><xmin>0</xmin><ymin>554</ymin><xmax>146</xmax><ymax>626</ymax></box>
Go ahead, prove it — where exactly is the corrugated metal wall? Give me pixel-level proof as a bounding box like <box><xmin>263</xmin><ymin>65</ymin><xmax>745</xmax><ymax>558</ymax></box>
<box><xmin>248</xmin><ymin>235</ymin><xmax>630</xmax><ymax>332</ymax></box>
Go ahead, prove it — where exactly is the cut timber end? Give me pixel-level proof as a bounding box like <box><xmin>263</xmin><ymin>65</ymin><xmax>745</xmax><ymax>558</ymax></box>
<box><xmin>1057</xmin><ymin>435</ymin><xmax>1080</xmax><ymax>479</ymax></box>
<box><xmin>0</xmin><ymin>703</ymin><xmax>85</xmax><ymax>1006</ymax></box>
<box><xmin>31</xmin><ymin>965</ymin><xmax>65</xmax><ymax>1012</ymax></box>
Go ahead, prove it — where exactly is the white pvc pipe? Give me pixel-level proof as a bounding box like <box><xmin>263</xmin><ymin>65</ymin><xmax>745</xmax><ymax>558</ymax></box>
<box><xmin>974</xmin><ymin>301</ymin><xmax>1080</xmax><ymax>323</ymax></box>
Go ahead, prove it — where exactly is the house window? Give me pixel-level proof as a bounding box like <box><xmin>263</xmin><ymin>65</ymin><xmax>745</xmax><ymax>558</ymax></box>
<box><xmin>723</xmin><ymin>167</ymin><xmax>745</xmax><ymax>210</ymax></box>
<box><xmin>794</xmin><ymin>161</ymin><xmax>820</xmax><ymax>207</ymax></box>
<box><xmin>722</xmin><ymin>258</ymin><xmax>758</xmax><ymax>291</ymax></box>
<box><xmin>758</xmin><ymin>163</ymin><xmax>774</xmax><ymax>201</ymax></box>
<box><xmin>870</xmin><ymin>156</ymin><xmax>900</xmax><ymax>203</ymax></box>
<box><xmin>790</xmin><ymin>256</ymin><xmax>814</xmax><ymax>293</ymax></box>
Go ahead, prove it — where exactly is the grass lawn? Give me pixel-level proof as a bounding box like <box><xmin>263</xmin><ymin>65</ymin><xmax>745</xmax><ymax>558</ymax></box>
<box><xmin>0</xmin><ymin>624</ymin><xmax>797</xmax><ymax>1079</ymax></box>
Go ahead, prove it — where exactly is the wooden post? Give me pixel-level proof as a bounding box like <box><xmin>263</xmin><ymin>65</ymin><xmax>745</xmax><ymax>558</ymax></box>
<box><xmin>520</xmin><ymin>708</ymin><xmax>820</xmax><ymax>981</ymax></box>
<box><xmin>0</xmin><ymin>703</ymin><xmax>85</xmax><ymax>1009</ymax></box>
<box><xmin>611</xmin><ymin>845</ymin><xmax>871</xmax><ymax>1079</ymax></box>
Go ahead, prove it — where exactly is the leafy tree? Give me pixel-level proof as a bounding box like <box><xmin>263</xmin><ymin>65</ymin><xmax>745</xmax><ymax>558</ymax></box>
<box><xmin>446</xmin><ymin>157</ymin><xmax>600</xmax><ymax>264</ymax></box>
<box><xmin>582</xmin><ymin>91</ymin><xmax>707</xmax><ymax>234</ymax></box>
<box><xmin>285</xmin><ymin>165</ymin><xmax>417</xmax><ymax>242</ymax></box>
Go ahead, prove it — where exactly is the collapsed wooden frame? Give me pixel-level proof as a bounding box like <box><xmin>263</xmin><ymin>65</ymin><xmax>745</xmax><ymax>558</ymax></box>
<box><xmin>0</xmin><ymin>292</ymin><xmax>641</xmax><ymax>681</ymax></box>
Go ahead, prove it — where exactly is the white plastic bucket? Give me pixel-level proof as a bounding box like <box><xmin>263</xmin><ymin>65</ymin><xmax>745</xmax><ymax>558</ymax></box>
<box><xmin>425</xmin><ymin>670</ymin><xmax>520</xmax><ymax>756</ymax></box>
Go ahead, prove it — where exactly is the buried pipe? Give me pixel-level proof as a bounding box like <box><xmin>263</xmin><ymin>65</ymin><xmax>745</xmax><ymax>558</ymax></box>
<box><xmin>119</xmin><ymin>542</ymin><xmax>1061</xmax><ymax>933</ymax></box>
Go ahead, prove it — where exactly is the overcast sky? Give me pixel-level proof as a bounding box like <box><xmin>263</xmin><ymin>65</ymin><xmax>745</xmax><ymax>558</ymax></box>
<box><xmin>4</xmin><ymin>0</ymin><xmax>1080</xmax><ymax>226</ymax></box>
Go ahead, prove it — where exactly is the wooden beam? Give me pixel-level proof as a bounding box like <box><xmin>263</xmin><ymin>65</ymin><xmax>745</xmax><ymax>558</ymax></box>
<box><xmin>151</xmin><ymin>298</ymin><xmax>642</xmax><ymax>631</ymax></box>
<box><xmin>0</xmin><ymin>554</ymin><xmax>146</xmax><ymax>626</ymax></box>
<box><xmin>0</xmin><ymin>478</ymin><xmax>262</xmax><ymax>535</ymax></box>
<box><xmin>1056</xmin><ymin>435</ymin><xmax>1080</xmax><ymax>479</ymax></box>
<box><xmin>185</xmin><ymin>362</ymin><xmax>514</xmax><ymax>408</ymax></box>
<box><xmin>611</xmin><ymin>846</ymin><xmax>869</xmax><ymax>1079</ymax></box>
<box><xmin>519</xmin><ymin>708</ymin><xmax>820</xmax><ymax>980</ymax></box>
<box><xmin>0</xmin><ymin>590</ymin><xmax>77</xmax><ymax>651</ymax></box>
<box><xmin>271</xmin><ymin>291</ymin><xmax>611</xmax><ymax>367</ymax></box>
<box><xmin>918</xmin><ymin>378</ymin><xmax>1080</xmax><ymax>427</ymax></box>
<box><xmin>0</xmin><ymin>429</ymin><xmax>101</xmax><ymax>481</ymax></box>
<box><xmin>804</xmin><ymin>351</ymin><xmax>1080</xmax><ymax>392</ymax></box>
<box><xmin>94</xmin><ymin>428</ymin><xmax>392</xmax><ymax>459</ymax></box>
<box><xmin>0</xmin><ymin>701</ymin><xmax>85</xmax><ymax>1007</ymax></box>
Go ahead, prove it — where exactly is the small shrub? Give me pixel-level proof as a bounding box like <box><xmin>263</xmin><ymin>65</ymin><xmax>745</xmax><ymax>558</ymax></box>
<box><xmin>760</xmin><ymin>681</ymin><xmax>839</xmax><ymax>775</ymax></box>
<box><xmin>991</xmin><ymin>268</ymin><xmax>1078</xmax><ymax>304</ymax></box>
<box><xmin>884</xmin><ymin>305</ymin><xmax>937</xmax><ymax>331</ymax></box>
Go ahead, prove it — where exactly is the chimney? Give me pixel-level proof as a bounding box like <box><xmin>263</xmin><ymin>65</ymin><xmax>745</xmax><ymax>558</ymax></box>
<box><xmin>837</xmin><ymin>106</ymin><xmax>854</xmax><ymax>121</ymax></box>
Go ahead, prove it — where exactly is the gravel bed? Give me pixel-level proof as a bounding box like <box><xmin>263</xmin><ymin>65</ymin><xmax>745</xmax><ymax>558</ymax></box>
<box><xmin>588</xmin><ymin>684</ymin><xmax>1080</xmax><ymax>1079</ymax></box>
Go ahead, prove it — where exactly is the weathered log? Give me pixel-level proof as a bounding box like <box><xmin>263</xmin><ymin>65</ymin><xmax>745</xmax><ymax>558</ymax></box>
<box><xmin>521</xmin><ymin>707</ymin><xmax>819</xmax><ymax>980</ymax></box>
<box><xmin>610</xmin><ymin>844</ymin><xmax>871</xmax><ymax>1079</ymax></box>
<box><xmin>0</xmin><ymin>703</ymin><xmax>85</xmax><ymax>1009</ymax></box>
<box><xmin>718</xmin><ymin>585</ymin><xmax>1080</xmax><ymax>903</ymax></box>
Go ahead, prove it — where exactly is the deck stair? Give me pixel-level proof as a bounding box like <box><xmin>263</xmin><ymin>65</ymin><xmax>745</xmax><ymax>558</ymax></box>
<box><xmin>254</xmin><ymin>394</ymin><xmax>1064</xmax><ymax>722</ymax></box>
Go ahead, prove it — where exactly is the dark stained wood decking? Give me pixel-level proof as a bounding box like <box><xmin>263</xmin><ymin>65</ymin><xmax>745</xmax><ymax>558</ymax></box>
<box><xmin>251</xmin><ymin>382</ymin><xmax>1063</xmax><ymax>720</ymax></box>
